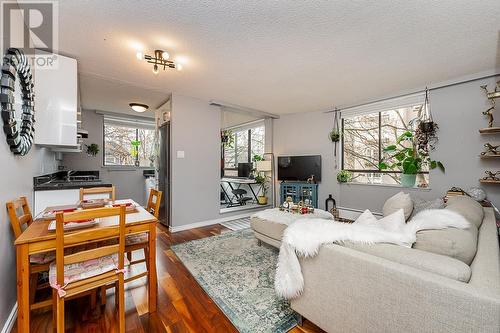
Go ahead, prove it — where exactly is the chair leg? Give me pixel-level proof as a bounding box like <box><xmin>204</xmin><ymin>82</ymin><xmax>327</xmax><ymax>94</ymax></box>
<box><xmin>30</xmin><ymin>272</ymin><xmax>39</xmax><ymax>306</ymax></box>
<box><xmin>100</xmin><ymin>286</ymin><xmax>107</xmax><ymax>306</ymax></box>
<box><xmin>144</xmin><ymin>247</ymin><xmax>150</xmax><ymax>272</ymax></box>
<box><xmin>52</xmin><ymin>290</ymin><xmax>57</xmax><ymax>333</ymax></box>
<box><xmin>118</xmin><ymin>276</ymin><xmax>125</xmax><ymax>333</ymax></box>
<box><xmin>126</xmin><ymin>252</ymin><xmax>132</xmax><ymax>263</ymax></box>
<box><xmin>90</xmin><ymin>289</ymin><xmax>97</xmax><ymax>309</ymax></box>
<box><xmin>114</xmin><ymin>281</ymin><xmax>120</xmax><ymax>307</ymax></box>
<box><xmin>56</xmin><ymin>294</ymin><xmax>65</xmax><ymax>333</ymax></box>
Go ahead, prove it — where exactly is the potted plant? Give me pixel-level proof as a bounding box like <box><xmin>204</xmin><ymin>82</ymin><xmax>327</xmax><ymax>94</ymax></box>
<box><xmin>379</xmin><ymin>131</ymin><xmax>444</xmax><ymax>187</ymax></box>
<box><xmin>337</xmin><ymin>170</ymin><xmax>352</xmax><ymax>183</ymax></box>
<box><xmin>329</xmin><ymin>129</ymin><xmax>340</xmax><ymax>142</ymax></box>
<box><xmin>255</xmin><ymin>173</ymin><xmax>269</xmax><ymax>205</ymax></box>
<box><xmin>85</xmin><ymin>143</ymin><xmax>99</xmax><ymax>157</ymax></box>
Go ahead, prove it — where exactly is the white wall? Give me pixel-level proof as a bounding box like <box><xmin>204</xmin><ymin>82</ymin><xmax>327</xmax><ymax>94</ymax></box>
<box><xmin>273</xmin><ymin>75</ymin><xmax>500</xmax><ymax>213</ymax></box>
<box><xmin>0</xmin><ymin>145</ymin><xmax>58</xmax><ymax>327</ymax></box>
<box><xmin>62</xmin><ymin>110</ymin><xmax>153</xmax><ymax>206</ymax></box>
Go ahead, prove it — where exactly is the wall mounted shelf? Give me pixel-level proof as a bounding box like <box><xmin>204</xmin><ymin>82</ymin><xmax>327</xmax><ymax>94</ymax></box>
<box><xmin>479</xmin><ymin>179</ymin><xmax>500</xmax><ymax>184</ymax></box>
<box><xmin>479</xmin><ymin>155</ymin><xmax>500</xmax><ymax>159</ymax></box>
<box><xmin>479</xmin><ymin>127</ymin><xmax>500</xmax><ymax>134</ymax></box>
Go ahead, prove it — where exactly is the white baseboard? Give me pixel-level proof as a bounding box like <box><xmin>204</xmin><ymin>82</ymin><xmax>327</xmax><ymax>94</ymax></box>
<box><xmin>169</xmin><ymin>212</ymin><xmax>252</xmax><ymax>233</ymax></box>
<box><xmin>1</xmin><ymin>303</ymin><xmax>17</xmax><ymax>333</ymax></box>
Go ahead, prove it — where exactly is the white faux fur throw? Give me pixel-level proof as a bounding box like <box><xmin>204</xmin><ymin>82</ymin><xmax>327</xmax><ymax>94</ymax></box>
<box><xmin>253</xmin><ymin>208</ymin><xmax>333</xmax><ymax>226</ymax></box>
<box><xmin>275</xmin><ymin>209</ymin><xmax>470</xmax><ymax>299</ymax></box>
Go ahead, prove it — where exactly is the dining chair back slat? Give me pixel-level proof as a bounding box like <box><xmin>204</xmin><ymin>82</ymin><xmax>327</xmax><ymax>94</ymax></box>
<box><xmin>6</xmin><ymin>196</ymin><xmax>33</xmax><ymax>239</ymax></box>
<box><xmin>79</xmin><ymin>186</ymin><xmax>116</xmax><ymax>201</ymax></box>
<box><xmin>146</xmin><ymin>189</ymin><xmax>162</xmax><ymax>218</ymax></box>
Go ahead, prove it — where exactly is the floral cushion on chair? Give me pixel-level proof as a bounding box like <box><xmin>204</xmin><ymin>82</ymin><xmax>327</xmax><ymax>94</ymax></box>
<box><xmin>125</xmin><ymin>233</ymin><xmax>148</xmax><ymax>245</ymax></box>
<box><xmin>30</xmin><ymin>252</ymin><xmax>55</xmax><ymax>264</ymax></box>
<box><xmin>49</xmin><ymin>254</ymin><xmax>129</xmax><ymax>287</ymax></box>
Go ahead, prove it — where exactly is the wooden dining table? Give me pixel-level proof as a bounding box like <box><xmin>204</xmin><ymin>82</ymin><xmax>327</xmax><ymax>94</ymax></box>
<box><xmin>14</xmin><ymin>199</ymin><xmax>158</xmax><ymax>332</ymax></box>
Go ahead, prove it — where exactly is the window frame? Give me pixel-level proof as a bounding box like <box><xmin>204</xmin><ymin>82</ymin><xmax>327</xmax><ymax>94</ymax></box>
<box><xmin>340</xmin><ymin>111</ymin><xmax>429</xmax><ymax>177</ymax></box>
<box><xmin>102</xmin><ymin>118</ymin><xmax>156</xmax><ymax>169</ymax></box>
<box><xmin>223</xmin><ymin>123</ymin><xmax>265</xmax><ymax>171</ymax></box>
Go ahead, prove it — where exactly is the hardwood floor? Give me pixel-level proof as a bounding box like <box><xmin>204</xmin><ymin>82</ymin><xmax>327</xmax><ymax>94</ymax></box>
<box><xmin>12</xmin><ymin>223</ymin><xmax>324</xmax><ymax>333</ymax></box>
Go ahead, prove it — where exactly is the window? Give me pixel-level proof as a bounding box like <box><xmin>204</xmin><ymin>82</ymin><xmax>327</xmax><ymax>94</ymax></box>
<box><xmin>342</xmin><ymin>103</ymin><xmax>429</xmax><ymax>186</ymax></box>
<box><xmin>103</xmin><ymin>117</ymin><xmax>156</xmax><ymax>167</ymax></box>
<box><xmin>223</xmin><ymin>122</ymin><xmax>265</xmax><ymax>170</ymax></box>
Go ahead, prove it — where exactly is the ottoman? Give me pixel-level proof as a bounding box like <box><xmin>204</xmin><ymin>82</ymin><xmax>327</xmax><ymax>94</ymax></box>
<box><xmin>250</xmin><ymin>208</ymin><xmax>334</xmax><ymax>248</ymax></box>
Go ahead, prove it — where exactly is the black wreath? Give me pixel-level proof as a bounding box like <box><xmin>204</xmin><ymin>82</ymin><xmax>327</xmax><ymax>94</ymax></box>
<box><xmin>0</xmin><ymin>48</ymin><xmax>35</xmax><ymax>156</ymax></box>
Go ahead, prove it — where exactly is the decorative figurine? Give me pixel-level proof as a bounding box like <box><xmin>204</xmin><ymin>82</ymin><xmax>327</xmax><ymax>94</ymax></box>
<box><xmin>481</xmin><ymin>82</ymin><xmax>500</xmax><ymax>99</ymax></box>
<box><xmin>481</xmin><ymin>143</ymin><xmax>500</xmax><ymax>156</ymax></box>
<box><xmin>482</xmin><ymin>170</ymin><xmax>500</xmax><ymax>181</ymax></box>
<box><xmin>481</xmin><ymin>85</ymin><xmax>497</xmax><ymax>127</ymax></box>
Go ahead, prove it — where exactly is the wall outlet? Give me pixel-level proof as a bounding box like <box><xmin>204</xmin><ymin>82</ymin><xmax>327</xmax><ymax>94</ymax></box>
<box><xmin>177</xmin><ymin>151</ymin><xmax>185</xmax><ymax>158</ymax></box>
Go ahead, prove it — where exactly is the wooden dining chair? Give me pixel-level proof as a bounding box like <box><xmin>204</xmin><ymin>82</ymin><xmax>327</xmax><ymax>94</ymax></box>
<box><xmin>79</xmin><ymin>186</ymin><xmax>116</xmax><ymax>201</ymax></box>
<box><xmin>52</xmin><ymin>206</ymin><xmax>126</xmax><ymax>333</ymax></box>
<box><xmin>124</xmin><ymin>189</ymin><xmax>162</xmax><ymax>283</ymax></box>
<box><xmin>7</xmin><ymin>197</ymin><xmax>53</xmax><ymax>311</ymax></box>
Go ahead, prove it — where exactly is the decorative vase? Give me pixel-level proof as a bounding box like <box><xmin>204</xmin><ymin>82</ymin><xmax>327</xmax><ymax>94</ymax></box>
<box><xmin>257</xmin><ymin>196</ymin><xmax>268</xmax><ymax>205</ymax></box>
<box><xmin>401</xmin><ymin>174</ymin><xmax>417</xmax><ymax>187</ymax></box>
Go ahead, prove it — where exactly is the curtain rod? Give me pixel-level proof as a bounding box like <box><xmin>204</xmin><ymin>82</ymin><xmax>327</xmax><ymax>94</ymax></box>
<box><xmin>325</xmin><ymin>71</ymin><xmax>500</xmax><ymax>113</ymax></box>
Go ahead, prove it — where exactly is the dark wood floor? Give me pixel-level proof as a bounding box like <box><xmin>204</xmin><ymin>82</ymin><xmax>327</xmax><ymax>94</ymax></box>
<box><xmin>12</xmin><ymin>223</ymin><xmax>324</xmax><ymax>333</ymax></box>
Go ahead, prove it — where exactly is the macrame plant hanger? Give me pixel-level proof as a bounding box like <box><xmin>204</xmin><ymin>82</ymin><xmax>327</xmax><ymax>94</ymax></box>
<box><xmin>332</xmin><ymin>108</ymin><xmax>340</xmax><ymax>169</ymax></box>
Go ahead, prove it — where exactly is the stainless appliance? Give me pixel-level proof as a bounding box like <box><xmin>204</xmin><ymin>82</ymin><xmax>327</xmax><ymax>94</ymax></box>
<box><xmin>158</xmin><ymin>122</ymin><xmax>170</xmax><ymax>226</ymax></box>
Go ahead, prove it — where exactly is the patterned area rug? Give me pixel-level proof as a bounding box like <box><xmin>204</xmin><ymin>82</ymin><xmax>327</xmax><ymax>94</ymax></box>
<box><xmin>171</xmin><ymin>229</ymin><xmax>298</xmax><ymax>333</ymax></box>
<box><xmin>220</xmin><ymin>217</ymin><xmax>251</xmax><ymax>231</ymax></box>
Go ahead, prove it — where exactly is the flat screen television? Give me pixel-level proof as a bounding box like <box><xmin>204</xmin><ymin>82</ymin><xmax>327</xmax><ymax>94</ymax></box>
<box><xmin>277</xmin><ymin>155</ymin><xmax>321</xmax><ymax>182</ymax></box>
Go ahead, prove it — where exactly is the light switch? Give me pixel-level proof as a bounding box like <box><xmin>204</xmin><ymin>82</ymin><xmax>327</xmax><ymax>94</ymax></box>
<box><xmin>177</xmin><ymin>150</ymin><xmax>185</xmax><ymax>158</ymax></box>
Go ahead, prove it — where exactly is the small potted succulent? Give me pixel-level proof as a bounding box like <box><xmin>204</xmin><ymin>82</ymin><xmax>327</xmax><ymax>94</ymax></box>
<box><xmin>337</xmin><ymin>170</ymin><xmax>352</xmax><ymax>183</ymax></box>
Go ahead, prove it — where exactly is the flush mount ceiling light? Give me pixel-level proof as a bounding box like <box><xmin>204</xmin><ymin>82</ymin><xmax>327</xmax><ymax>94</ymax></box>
<box><xmin>137</xmin><ymin>49</ymin><xmax>183</xmax><ymax>74</ymax></box>
<box><xmin>129</xmin><ymin>103</ymin><xmax>149</xmax><ymax>113</ymax></box>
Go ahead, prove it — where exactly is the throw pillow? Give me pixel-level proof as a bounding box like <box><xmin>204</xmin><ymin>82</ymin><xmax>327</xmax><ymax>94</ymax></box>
<box><xmin>354</xmin><ymin>209</ymin><xmax>378</xmax><ymax>226</ymax></box>
<box><xmin>445</xmin><ymin>196</ymin><xmax>484</xmax><ymax>228</ymax></box>
<box><xmin>408</xmin><ymin>196</ymin><xmax>444</xmax><ymax>220</ymax></box>
<box><xmin>383</xmin><ymin>192</ymin><xmax>413</xmax><ymax>221</ymax></box>
<box><xmin>377</xmin><ymin>209</ymin><xmax>406</xmax><ymax>233</ymax></box>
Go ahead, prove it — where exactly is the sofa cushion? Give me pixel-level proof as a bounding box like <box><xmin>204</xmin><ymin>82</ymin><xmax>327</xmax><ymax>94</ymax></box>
<box><xmin>250</xmin><ymin>216</ymin><xmax>288</xmax><ymax>241</ymax></box>
<box><xmin>383</xmin><ymin>192</ymin><xmax>413</xmax><ymax>220</ymax></box>
<box><xmin>412</xmin><ymin>225</ymin><xmax>478</xmax><ymax>265</ymax></box>
<box><xmin>346</xmin><ymin>243</ymin><xmax>472</xmax><ymax>282</ymax></box>
<box><xmin>445</xmin><ymin>196</ymin><xmax>484</xmax><ymax>228</ymax></box>
<box><xmin>409</xmin><ymin>196</ymin><xmax>444</xmax><ymax>220</ymax></box>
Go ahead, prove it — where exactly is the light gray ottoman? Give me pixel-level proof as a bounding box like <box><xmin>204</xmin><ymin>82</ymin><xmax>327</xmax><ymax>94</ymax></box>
<box><xmin>250</xmin><ymin>216</ymin><xmax>287</xmax><ymax>248</ymax></box>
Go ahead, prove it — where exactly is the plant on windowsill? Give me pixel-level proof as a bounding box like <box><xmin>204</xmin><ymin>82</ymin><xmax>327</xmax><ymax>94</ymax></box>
<box><xmin>255</xmin><ymin>173</ymin><xmax>269</xmax><ymax>205</ymax></box>
<box><xmin>379</xmin><ymin>131</ymin><xmax>444</xmax><ymax>188</ymax></box>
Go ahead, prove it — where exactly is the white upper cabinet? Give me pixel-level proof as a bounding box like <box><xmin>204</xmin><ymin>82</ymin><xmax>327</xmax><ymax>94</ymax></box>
<box><xmin>34</xmin><ymin>53</ymin><xmax>78</xmax><ymax>147</ymax></box>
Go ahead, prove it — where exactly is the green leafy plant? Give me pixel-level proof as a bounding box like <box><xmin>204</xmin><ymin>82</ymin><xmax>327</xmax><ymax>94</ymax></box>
<box><xmin>221</xmin><ymin>130</ymin><xmax>234</xmax><ymax>148</ymax></box>
<box><xmin>130</xmin><ymin>140</ymin><xmax>141</xmax><ymax>157</ymax></box>
<box><xmin>252</xmin><ymin>155</ymin><xmax>264</xmax><ymax>162</ymax></box>
<box><xmin>337</xmin><ymin>170</ymin><xmax>352</xmax><ymax>183</ymax></box>
<box><xmin>379</xmin><ymin>131</ymin><xmax>444</xmax><ymax>175</ymax></box>
<box><xmin>85</xmin><ymin>143</ymin><xmax>99</xmax><ymax>157</ymax></box>
<box><xmin>329</xmin><ymin>129</ymin><xmax>340</xmax><ymax>142</ymax></box>
<box><xmin>255</xmin><ymin>173</ymin><xmax>269</xmax><ymax>196</ymax></box>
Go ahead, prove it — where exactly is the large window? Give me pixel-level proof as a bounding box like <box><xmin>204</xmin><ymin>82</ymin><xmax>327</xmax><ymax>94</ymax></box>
<box><xmin>103</xmin><ymin>117</ymin><xmax>156</xmax><ymax>167</ymax></box>
<box><xmin>224</xmin><ymin>122</ymin><xmax>265</xmax><ymax>170</ymax></box>
<box><xmin>342</xmin><ymin>104</ymin><xmax>429</xmax><ymax>186</ymax></box>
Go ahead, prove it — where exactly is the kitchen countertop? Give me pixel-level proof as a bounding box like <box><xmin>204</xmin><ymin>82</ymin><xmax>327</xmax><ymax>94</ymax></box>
<box><xmin>34</xmin><ymin>170</ymin><xmax>112</xmax><ymax>191</ymax></box>
<box><xmin>34</xmin><ymin>180</ymin><xmax>113</xmax><ymax>191</ymax></box>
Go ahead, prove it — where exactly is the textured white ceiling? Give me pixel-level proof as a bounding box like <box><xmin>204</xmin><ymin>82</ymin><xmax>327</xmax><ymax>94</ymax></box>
<box><xmin>58</xmin><ymin>1</ymin><xmax>500</xmax><ymax>115</ymax></box>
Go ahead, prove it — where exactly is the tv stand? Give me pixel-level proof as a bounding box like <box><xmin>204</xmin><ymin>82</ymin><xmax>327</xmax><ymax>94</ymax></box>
<box><xmin>279</xmin><ymin>182</ymin><xmax>318</xmax><ymax>208</ymax></box>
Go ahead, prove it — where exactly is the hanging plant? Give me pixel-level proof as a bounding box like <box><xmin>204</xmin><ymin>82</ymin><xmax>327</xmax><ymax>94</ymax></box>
<box><xmin>329</xmin><ymin>129</ymin><xmax>340</xmax><ymax>142</ymax></box>
<box><xmin>337</xmin><ymin>170</ymin><xmax>352</xmax><ymax>183</ymax></box>
<box><xmin>331</xmin><ymin>108</ymin><xmax>341</xmax><ymax>168</ymax></box>
<box><xmin>221</xmin><ymin>130</ymin><xmax>234</xmax><ymax>148</ymax></box>
<box><xmin>130</xmin><ymin>140</ymin><xmax>141</xmax><ymax>157</ymax></box>
<box><xmin>85</xmin><ymin>143</ymin><xmax>99</xmax><ymax>157</ymax></box>
<box><xmin>418</xmin><ymin>87</ymin><xmax>435</xmax><ymax>133</ymax></box>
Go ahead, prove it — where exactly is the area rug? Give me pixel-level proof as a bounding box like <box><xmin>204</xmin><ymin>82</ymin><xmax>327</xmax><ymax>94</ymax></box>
<box><xmin>171</xmin><ymin>229</ymin><xmax>299</xmax><ymax>333</ymax></box>
<box><xmin>220</xmin><ymin>216</ymin><xmax>251</xmax><ymax>231</ymax></box>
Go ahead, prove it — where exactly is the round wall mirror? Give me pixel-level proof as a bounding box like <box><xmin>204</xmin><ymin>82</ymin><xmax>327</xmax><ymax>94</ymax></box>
<box><xmin>0</xmin><ymin>48</ymin><xmax>35</xmax><ymax>155</ymax></box>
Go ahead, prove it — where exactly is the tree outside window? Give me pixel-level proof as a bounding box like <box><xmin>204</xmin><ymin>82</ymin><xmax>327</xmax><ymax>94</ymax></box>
<box><xmin>223</xmin><ymin>124</ymin><xmax>265</xmax><ymax>170</ymax></box>
<box><xmin>342</xmin><ymin>105</ymin><xmax>428</xmax><ymax>185</ymax></box>
<box><xmin>104</xmin><ymin>122</ymin><xmax>156</xmax><ymax>167</ymax></box>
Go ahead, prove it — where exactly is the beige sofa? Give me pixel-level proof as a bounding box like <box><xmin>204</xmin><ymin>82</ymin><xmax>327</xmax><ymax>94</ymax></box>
<box><xmin>251</xmin><ymin>202</ymin><xmax>500</xmax><ymax>332</ymax></box>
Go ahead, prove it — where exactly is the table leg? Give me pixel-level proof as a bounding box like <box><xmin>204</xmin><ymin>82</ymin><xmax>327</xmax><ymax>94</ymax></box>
<box><xmin>16</xmin><ymin>244</ymin><xmax>30</xmax><ymax>332</ymax></box>
<box><xmin>148</xmin><ymin>223</ymin><xmax>157</xmax><ymax>313</ymax></box>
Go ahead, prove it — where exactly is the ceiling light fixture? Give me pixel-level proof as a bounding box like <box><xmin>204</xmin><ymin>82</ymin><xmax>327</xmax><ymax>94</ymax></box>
<box><xmin>139</xmin><ymin>49</ymin><xmax>183</xmax><ymax>74</ymax></box>
<box><xmin>129</xmin><ymin>103</ymin><xmax>149</xmax><ymax>113</ymax></box>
